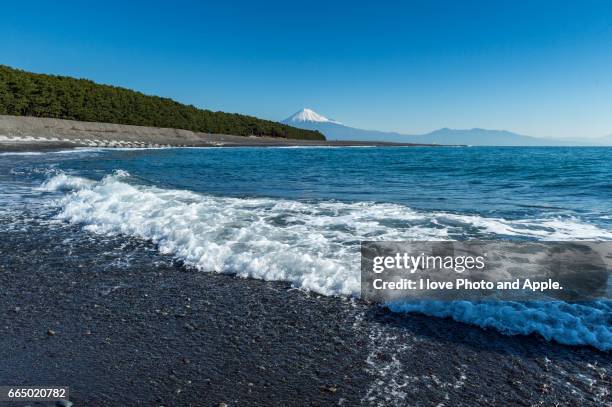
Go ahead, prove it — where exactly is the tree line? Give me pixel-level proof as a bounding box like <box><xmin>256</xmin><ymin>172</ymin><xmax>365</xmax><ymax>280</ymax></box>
<box><xmin>0</xmin><ymin>65</ymin><xmax>325</xmax><ymax>140</ymax></box>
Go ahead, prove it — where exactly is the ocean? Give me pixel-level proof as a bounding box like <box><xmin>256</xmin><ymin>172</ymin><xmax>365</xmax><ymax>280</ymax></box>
<box><xmin>2</xmin><ymin>146</ymin><xmax>612</xmax><ymax>405</ymax></box>
<box><xmin>1</xmin><ymin>146</ymin><xmax>611</xmax><ymax>351</ymax></box>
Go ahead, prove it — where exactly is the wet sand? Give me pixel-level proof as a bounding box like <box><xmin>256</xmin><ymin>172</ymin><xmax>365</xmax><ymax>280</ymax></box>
<box><xmin>0</xmin><ymin>212</ymin><xmax>610</xmax><ymax>406</ymax></box>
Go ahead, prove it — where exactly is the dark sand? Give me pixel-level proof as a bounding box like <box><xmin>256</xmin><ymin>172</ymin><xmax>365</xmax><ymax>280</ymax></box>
<box><xmin>0</xmin><ymin>211</ymin><xmax>610</xmax><ymax>406</ymax></box>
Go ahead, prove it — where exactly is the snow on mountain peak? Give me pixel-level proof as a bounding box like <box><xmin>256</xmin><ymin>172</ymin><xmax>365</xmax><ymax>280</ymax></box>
<box><xmin>285</xmin><ymin>108</ymin><xmax>341</xmax><ymax>124</ymax></box>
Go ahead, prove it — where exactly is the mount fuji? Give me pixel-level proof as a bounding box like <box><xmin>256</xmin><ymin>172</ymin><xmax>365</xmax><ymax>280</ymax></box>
<box><xmin>282</xmin><ymin>108</ymin><xmax>602</xmax><ymax>146</ymax></box>
<box><xmin>283</xmin><ymin>108</ymin><xmax>343</xmax><ymax>125</ymax></box>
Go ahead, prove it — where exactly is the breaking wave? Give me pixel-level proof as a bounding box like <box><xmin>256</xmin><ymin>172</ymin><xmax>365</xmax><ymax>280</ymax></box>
<box><xmin>41</xmin><ymin>172</ymin><xmax>612</xmax><ymax>350</ymax></box>
<box><xmin>388</xmin><ymin>300</ymin><xmax>611</xmax><ymax>351</ymax></box>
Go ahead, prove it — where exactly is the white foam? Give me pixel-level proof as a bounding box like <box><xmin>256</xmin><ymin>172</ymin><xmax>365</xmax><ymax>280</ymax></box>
<box><xmin>39</xmin><ymin>173</ymin><xmax>95</xmax><ymax>192</ymax></box>
<box><xmin>445</xmin><ymin>214</ymin><xmax>612</xmax><ymax>240</ymax></box>
<box><xmin>41</xmin><ymin>172</ymin><xmax>612</xmax><ymax>349</ymax></box>
<box><xmin>0</xmin><ymin>135</ymin><xmax>42</xmax><ymax>143</ymax></box>
<box><xmin>51</xmin><ymin>148</ymin><xmax>105</xmax><ymax>154</ymax></box>
<box><xmin>0</xmin><ymin>151</ymin><xmax>44</xmax><ymax>156</ymax></box>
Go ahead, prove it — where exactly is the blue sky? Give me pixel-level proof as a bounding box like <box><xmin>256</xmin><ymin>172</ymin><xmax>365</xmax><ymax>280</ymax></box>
<box><xmin>2</xmin><ymin>0</ymin><xmax>612</xmax><ymax>138</ymax></box>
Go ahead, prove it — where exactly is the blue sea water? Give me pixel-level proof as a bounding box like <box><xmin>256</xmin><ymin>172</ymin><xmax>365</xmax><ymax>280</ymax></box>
<box><xmin>1</xmin><ymin>146</ymin><xmax>611</xmax><ymax>349</ymax></box>
<box><xmin>4</xmin><ymin>146</ymin><xmax>612</xmax><ymax>219</ymax></box>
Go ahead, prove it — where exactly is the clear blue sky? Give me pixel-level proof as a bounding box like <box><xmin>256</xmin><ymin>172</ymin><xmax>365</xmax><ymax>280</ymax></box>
<box><xmin>2</xmin><ymin>0</ymin><xmax>612</xmax><ymax>138</ymax></box>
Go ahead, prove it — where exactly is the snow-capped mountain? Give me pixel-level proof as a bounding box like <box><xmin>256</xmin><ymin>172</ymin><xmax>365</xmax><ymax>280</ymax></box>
<box><xmin>284</xmin><ymin>108</ymin><xmax>342</xmax><ymax>125</ymax></box>
<box><xmin>281</xmin><ymin>108</ymin><xmax>603</xmax><ymax>146</ymax></box>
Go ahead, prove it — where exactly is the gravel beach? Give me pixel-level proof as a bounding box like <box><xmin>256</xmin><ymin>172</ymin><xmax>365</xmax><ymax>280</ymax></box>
<box><xmin>0</xmin><ymin>115</ymin><xmax>439</xmax><ymax>152</ymax></box>
<box><xmin>1</xmin><ymin>211</ymin><xmax>610</xmax><ymax>406</ymax></box>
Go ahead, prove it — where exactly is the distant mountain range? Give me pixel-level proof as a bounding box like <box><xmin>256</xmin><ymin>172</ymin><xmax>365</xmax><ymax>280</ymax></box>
<box><xmin>282</xmin><ymin>108</ymin><xmax>612</xmax><ymax>146</ymax></box>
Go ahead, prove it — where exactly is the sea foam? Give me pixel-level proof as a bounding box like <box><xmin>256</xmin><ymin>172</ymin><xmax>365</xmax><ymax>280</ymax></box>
<box><xmin>42</xmin><ymin>172</ymin><xmax>612</xmax><ymax>350</ymax></box>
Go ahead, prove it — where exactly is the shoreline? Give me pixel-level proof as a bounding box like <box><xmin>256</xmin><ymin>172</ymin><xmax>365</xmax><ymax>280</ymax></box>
<box><xmin>1</xmin><ymin>217</ymin><xmax>609</xmax><ymax>406</ymax></box>
<box><xmin>0</xmin><ymin>141</ymin><xmax>450</xmax><ymax>154</ymax></box>
<box><xmin>0</xmin><ymin>115</ymin><xmax>451</xmax><ymax>152</ymax></box>
<box><xmin>1</xmin><ymin>148</ymin><xmax>610</xmax><ymax>406</ymax></box>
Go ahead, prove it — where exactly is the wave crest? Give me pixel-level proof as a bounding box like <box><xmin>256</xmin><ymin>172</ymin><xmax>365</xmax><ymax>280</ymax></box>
<box><xmin>42</xmin><ymin>172</ymin><xmax>612</xmax><ymax>350</ymax></box>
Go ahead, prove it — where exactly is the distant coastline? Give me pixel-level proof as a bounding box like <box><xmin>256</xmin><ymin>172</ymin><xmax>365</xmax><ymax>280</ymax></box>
<box><xmin>0</xmin><ymin>115</ymin><xmax>445</xmax><ymax>152</ymax></box>
<box><xmin>284</xmin><ymin>109</ymin><xmax>612</xmax><ymax>146</ymax></box>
